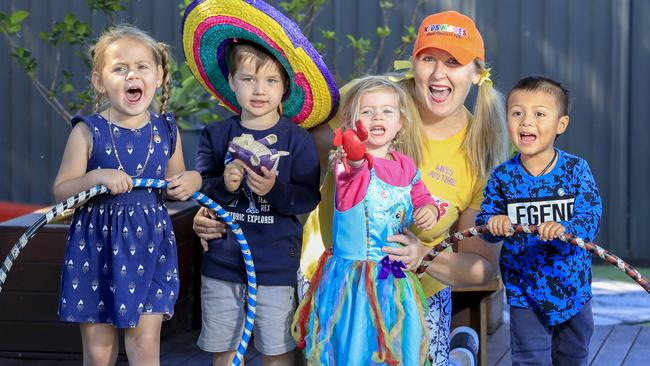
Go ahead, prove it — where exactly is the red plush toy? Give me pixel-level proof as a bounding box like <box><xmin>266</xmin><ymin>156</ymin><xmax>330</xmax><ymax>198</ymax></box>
<box><xmin>333</xmin><ymin>120</ymin><xmax>374</xmax><ymax>172</ymax></box>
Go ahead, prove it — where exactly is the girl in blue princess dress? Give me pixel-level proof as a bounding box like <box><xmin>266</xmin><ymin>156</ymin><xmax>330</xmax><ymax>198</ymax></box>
<box><xmin>53</xmin><ymin>25</ymin><xmax>201</xmax><ymax>365</ymax></box>
<box><xmin>293</xmin><ymin>76</ymin><xmax>442</xmax><ymax>365</ymax></box>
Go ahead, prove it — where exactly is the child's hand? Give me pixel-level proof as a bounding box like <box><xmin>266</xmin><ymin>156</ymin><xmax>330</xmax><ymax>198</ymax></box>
<box><xmin>327</xmin><ymin>147</ymin><xmax>346</xmax><ymax>171</ymax></box>
<box><xmin>332</xmin><ymin>121</ymin><xmax>372</xmax><ymax>172</ymax></box>
<box><xmin>414</xmin><ymin>205</ymin><xmax>439</xmax><ymax>231</ymax></box>
<box><xmin>537</xmin><ymin>221</ymin><xmax>565</xmax><ymax>241</ymax></box>
<box><xmin>243</xmin><ymin>165</ymin><xmax>276</xmax><ymax>196</ymax></box>
<box><xmin>224</xmin><ymin>160</ymin><xmax>245</xmax><ymax>193</ymax></box>
<box><xmin>93</xmin><ymin>169</ymin><xmax>133</xmax><ymax>195</ymax></box>
<box><xmin>487</xmin><ymin>215</ymin><xmax>513</xmax><ymax>237</ymax></box>
<box><xmin>166</xmin><ymin>170</ymin><xmax>202</xmax><ymax>201</ymax></box>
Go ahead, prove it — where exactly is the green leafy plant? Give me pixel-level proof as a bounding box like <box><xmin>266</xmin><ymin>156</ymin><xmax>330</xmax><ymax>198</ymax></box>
<box><xmin>1</xmin><ymin>0</ymin><xmax>222</xmax><ymax>128</ymax></box>
<box><xmin>276</xmin><ymin>0</ymin><xmax>426</xmax><ymax>82</ymax></box>
<box><xmin>278</xmin><ymin>0</ymin><xmax>328</xmax><ymax>38</ymax></box>
<box><xmin>2</xmin><ymin>0</ymin><xmax>428</xmax><ymax>128</ymax></box>
<box><xmin>1</xmin><ymin>9</ymin><xmax>89</xmax><ymax>123</ymax></box>
<box><xmin>164</xmin><ymin>59</ymin><xmax>222</xmax><ymax>129</ymax></box>
<box><xmin>346</xmin><ymin>34</ymin><xmax>372</xmax><ymax>79</ymax></box>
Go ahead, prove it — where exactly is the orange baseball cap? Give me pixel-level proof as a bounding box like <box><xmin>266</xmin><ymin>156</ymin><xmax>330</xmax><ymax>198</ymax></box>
<box><xmin>412</xmin><ymin>10</ymin><xmax>484</xmax><ymax>65</ymax></box>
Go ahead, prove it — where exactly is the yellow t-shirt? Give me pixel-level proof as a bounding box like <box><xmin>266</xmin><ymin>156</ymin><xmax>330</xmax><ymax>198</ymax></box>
<box><xmin>414</xmin><ymin>125</ymin><xmax>486</xmax><ymax>297</ymax></box>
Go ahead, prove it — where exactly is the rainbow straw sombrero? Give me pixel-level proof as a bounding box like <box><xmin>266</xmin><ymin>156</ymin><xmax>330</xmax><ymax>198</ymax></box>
<box><xmin>182</xmin><ymin>0</ymin><xmax>339</xmax><ymax>129</ymax></box>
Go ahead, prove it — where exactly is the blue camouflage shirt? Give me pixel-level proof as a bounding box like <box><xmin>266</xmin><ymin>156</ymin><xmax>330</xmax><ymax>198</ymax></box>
<box><xmin>476</xmin><ymin>149</ymin><xmax>602</xmax><ymax>325</ymax></box>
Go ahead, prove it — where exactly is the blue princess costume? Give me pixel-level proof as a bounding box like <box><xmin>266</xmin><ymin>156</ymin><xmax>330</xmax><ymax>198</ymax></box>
<box><xmin>58</xmin><ymin>112</ymin><xmax>180</xmax><ymax>328</ymax></box>
<box><xmin>293</xmin><ymin>151</ymin><xmax>431</xmax><ymax>365</ymax></box>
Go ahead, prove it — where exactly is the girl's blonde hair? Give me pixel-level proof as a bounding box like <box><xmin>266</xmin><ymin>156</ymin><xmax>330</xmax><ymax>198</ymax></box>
<box><xmin>401</xmin><ymin>60</ymin><xmax>508</xmax><ymax>178</ymax></box>
<box><xmin>339</xmin><ymin>76</ymin><xmax>425</xmax><ymax>166</ymax></box>
<box><xmin>90</xmin><ymin>24</ymin><xmax>171</xmax><ymax>114</ymax></box>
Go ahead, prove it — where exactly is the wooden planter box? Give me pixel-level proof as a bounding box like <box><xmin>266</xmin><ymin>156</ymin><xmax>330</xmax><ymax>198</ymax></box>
<box><xmin>0</xmin><ymin>201</ymin><xmax>201</xmax><ymax>357</ymax></box>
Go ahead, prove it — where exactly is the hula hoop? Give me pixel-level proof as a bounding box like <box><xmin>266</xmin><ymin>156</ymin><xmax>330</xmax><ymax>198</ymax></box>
<box><xmin>0</xmin><ymin>178</ymin><xmax>256</xmax><ymax>366</ymax></box>
<box><xmin>415</xmin><ymin>224</ymin><xmax>650</xmax><ymax>295</ymax></box>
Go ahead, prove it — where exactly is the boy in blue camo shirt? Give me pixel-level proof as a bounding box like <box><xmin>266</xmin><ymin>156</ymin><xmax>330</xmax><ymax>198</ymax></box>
<box><xmin>476</xmin><ymin>76</ymin><xmax>602</xmax><ymax>366</ymax></box>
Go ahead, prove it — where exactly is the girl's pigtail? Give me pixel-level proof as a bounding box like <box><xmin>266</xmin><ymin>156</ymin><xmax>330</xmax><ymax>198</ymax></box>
<box><xmin>94</xmin><ymin>91</ymin><xmax>102</xmax><ymax>113</ymax></box>
<box><xmin>89</xmin><ymin>45</ymin><xmax>103</xmax><ymax>113</ymax></box>
<box><xmin>157</xmin><ymin>42</ymin><xmax>171</xmax><ymax>115</ymax></box>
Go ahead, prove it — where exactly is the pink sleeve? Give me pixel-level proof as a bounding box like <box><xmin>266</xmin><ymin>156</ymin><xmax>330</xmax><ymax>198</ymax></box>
<box><xmin>392</xmin><ymin>151</ymin><xmax>435</xmax><ymax>209</ymax></box>
<box><xmin>334</xmin><ymin>161</ymin><xmax>370</xmax><ymax>211</ymax></box>
<box><xmin>411</xmin><ymin>178</ymin><xmax>435</xmax><ymax>209</ymax></box>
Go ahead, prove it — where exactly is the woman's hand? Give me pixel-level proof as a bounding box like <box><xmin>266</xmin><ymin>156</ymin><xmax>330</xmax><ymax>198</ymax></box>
<box><xmin>193</xmin><ymin>206</ymin><xmax>227</xmax><ymax>251</ymax></box>
<box><xmin>383</xmin><ymin>227</ymin><xmax>427</xmax><ymax>271</ymax></box>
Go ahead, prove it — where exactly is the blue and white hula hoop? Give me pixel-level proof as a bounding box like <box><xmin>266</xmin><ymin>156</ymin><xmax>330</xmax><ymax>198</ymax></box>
<box><xmin>0</xmin><ymin>178</ymin><xmax>256</xmax><ymax>366</ymax></box>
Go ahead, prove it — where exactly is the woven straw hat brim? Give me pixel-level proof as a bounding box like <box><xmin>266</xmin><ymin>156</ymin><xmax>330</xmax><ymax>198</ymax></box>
<box><xmin>182</xmin><ymin>0</ymin><xmax>339</xmax><ymax>128</ymax></box>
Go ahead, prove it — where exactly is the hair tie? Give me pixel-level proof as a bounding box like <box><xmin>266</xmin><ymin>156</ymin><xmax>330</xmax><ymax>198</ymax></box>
<box><xmin>478</xmin><ymin>67</ymin><xmax>492</xmax><ymax>87</ymax></box>
<box><xmin>388</xmin><ymin>60</ymin><xmax>414</xmax><ymax>82</ymax></box>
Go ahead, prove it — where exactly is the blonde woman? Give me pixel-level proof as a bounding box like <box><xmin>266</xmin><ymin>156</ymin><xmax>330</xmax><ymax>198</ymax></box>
<box><xmin>194</xmin><ymin>10</ymin><xmax>508</xmax><ymax>365</ymax></box>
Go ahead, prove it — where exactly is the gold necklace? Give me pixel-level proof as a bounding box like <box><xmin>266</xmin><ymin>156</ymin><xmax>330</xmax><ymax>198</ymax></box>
<box><xmin>106</xmin><ymin>109</ymin><xmax>153</xmax><ymax>177</ymax></box>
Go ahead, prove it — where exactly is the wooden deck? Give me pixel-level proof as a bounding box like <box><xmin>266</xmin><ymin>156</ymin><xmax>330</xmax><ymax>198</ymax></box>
<box><xmin>1</xmin><ymin>324</ymin><xmax>648</xmax><ymax>365</ymax></box>
<box><xmin>157</xmin><ymin>330</ymin><xmax>263</xmax><ymax>366</ymax></box>
<box><xmin>0</xmin><ymin>329</ymin><xmax>263</xmax><ymax>366</ymax></box>
<box><xmin>488</xmin><ymin>323</ymin><xmax>650</xmax><ymax>366</ymax></box>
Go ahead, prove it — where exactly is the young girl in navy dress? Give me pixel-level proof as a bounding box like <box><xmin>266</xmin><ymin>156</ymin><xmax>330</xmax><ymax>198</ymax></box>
<box><xmin>53</xmin><ymin>25</ymin><xmax>201</xmax><ymax>365</ymax></box>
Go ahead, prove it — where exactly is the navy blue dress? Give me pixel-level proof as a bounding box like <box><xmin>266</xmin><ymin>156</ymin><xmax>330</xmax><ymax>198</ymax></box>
<box><xmin>58</xmin><ymin>112</ymin><xmax>180</xmax><ymax>328</ymax></box>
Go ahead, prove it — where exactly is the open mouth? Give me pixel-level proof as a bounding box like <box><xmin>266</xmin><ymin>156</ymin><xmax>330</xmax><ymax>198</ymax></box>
<box><xmin>520</xmin><ymin>132</ymin><xmax>537</xmax><ymax>143</ymax></box>
<box><xmin>126</xmin><ymin>87</ymin><xmax>143</xmax><ymax>103</ymax></box>
<box><xmin>429</xmin><ymin>85</ymin><xmax>451</xmax><ymax>103</ymax></box>
<box><xmin>370</xmin><ymin>126</ymin><xmax>386</xmax><ymax>136</ymax></box>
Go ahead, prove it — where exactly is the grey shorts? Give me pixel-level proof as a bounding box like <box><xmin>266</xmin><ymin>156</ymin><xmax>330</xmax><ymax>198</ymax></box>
<box><xmin>197</xmin><ymin>276</ymin><xmax>297</xmax><ymax>355</ymax></box>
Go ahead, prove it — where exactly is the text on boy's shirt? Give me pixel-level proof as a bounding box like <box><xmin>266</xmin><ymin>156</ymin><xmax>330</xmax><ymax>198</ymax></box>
<box><xmin>506</xmin><ymin>196</ymin><xmax>575</xmax><ymax>225</ymax></box>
